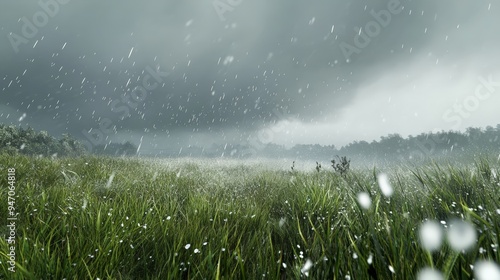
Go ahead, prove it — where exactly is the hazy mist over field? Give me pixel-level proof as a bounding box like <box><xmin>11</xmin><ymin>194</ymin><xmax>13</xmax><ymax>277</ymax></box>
<box><xmin>1</xmin><ymin>0</ymin><xmax>499</xmax><ymax>157</ymax></box>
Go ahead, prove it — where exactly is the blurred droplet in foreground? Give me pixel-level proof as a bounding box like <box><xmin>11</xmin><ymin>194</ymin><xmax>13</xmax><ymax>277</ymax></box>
<box><xmin>377</xmin><ymin>173</ymin><xmax>393</xmax><ymax>197</ymax></box>
<box><xmin>447</xmin><ymin>220</ymin><xmax>477</xmax><ymax>252</ymax></box>
<box><xmin>419</xmin><ymin>220</ymin><xmax>443</xmax><ymax>252</ymax></box>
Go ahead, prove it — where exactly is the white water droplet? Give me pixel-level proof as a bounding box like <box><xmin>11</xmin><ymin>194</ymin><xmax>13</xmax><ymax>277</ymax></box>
<box><xmin>474</xmin><ymin>261</ymin><xmax>500</xmax><ymax>280</ymax></box>
<box><xmin>388</xmin><ymin>265</ymin><xmax>395</xmax><ymax>273</ymax></box>
<box><xmin>367</xmin><ymin>253</ymin><xmax>373</xmax><ymax>265</ymax></box>
<box><xmin>447</xmin><ymin>220</ymin><xmax>477</xmax><ymax>251</ymax></box>
<box><xmin>377</xmin><ymin>173</ymin><xmax>393</xmax><ymax>197</ymax></box>
<box><xmin>301</xmin><ymin>259</ymin><xmax>313</xmax><ymax>274</ymax></box>
<box><xmin>417</xmin><ymin>268</ymin><xmax>444</xmax><ymax>280</ymax></box>
<box><xmin>419</xmin><ymin>220</ymin><xmax>443</xmax><ymax>252</ymax></box>
<box><xmin>357</xmin><ymin>192</ymin><xmax>372</xmax><ymax>209</ymax></box>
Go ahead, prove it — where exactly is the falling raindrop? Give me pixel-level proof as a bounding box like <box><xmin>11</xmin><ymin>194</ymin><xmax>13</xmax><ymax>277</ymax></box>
<box><xmin>18</xmin><ymin>113</ymin><xmax>27</xmax><ymax>122</ymax></box>
<box><xmin>106</xmin><ymin>172</ymin><xmax>116</xmax><ymax>188</ymax></box>
<box><xmin>223</xmin><ymin>56</ymin><xmax>234</xmax><ymax>65</ymax></box>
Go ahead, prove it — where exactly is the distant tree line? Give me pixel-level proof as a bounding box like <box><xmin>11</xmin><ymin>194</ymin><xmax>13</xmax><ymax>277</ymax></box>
<box><xmin>0</xmin><ymin>124</ymin><xmax>86</xmax><ymax>157</ymax></box>
<box><xmin>0</xmin><ymin>125</ymin><xmax>138</xmax><ymax>157</ymax></box>
<box><xmin>338</xmin><ymin>125</ymin><xmax>500</xmax><ymax>161</ymax></box>
<box><xmin>2</xmin><ymin>123</ymin><xmax>499</xmax><ymax>160</ymax></box>
<box><xmin>182</xmin><ymin>125</ymin><xmax>500</xmax><ymax>161</ymax></box>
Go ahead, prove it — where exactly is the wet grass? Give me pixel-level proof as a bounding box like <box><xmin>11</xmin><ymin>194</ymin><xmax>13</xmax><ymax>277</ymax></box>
<box><xmin>0</xmin><ymin>154</ymin><xmax>499</xmax><ymax>279</ymax></box>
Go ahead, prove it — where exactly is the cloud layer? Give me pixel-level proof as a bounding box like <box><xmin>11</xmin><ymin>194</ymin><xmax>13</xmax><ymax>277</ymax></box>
<box><xmin>1</xmin><ymin>0</ymin><xmax>499</xmax><ymax>151</ymax></box>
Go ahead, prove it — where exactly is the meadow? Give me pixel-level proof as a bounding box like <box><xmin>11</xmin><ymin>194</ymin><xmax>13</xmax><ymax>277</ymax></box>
<box><xmin>0</xmin><ymin>154</ymin><xmax>499</xmax><ymax>279</ymax></box>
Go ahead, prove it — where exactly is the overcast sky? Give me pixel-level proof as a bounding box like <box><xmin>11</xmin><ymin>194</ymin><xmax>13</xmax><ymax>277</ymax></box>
<box><xmin>1</xmin><ymin>0</ymin><xmax>499</xmax><ymax>153</ymax></box>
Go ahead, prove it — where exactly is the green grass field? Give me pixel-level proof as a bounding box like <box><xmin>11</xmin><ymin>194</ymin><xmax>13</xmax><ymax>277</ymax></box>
<box><xmin>1</xmin><ymin>154</ymin><xmax>499</xmax><ymax>279</ymax></box>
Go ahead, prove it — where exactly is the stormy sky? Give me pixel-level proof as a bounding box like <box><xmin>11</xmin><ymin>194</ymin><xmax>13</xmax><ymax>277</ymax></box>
<box><xmin>1</xmin><ymin>0</ymin><xmax>499</xmax><ymax>154</ymax></box>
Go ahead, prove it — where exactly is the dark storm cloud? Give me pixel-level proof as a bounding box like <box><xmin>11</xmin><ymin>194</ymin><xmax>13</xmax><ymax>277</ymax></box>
<box><xmin>1</xmin><ymin>0</ymin><xmax>499</xmax><ymax>149</ymax></box>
